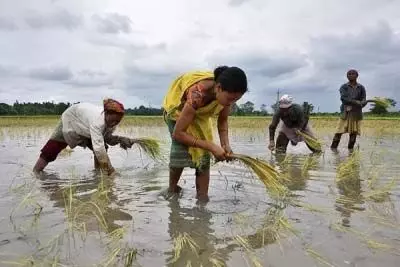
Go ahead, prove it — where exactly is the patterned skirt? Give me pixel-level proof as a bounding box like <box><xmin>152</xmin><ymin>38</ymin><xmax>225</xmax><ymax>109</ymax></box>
<box><xmin>336</xmin><ymin>116</ymin><xmax>362</xmax><ymax>135</ymax></box>
<box><xmin>164</xmin><ymin>114</ymin><xmax>210</xmax><ymax>171</ymax></box>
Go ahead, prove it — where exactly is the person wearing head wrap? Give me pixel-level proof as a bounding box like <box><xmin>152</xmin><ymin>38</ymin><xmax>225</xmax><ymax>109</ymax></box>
<box><xmin>33</xmin><ymin>98</ymin><xmax>135</xmax><ymax>175</ymax></box>
<box><xmin>162</xmin><ymin>66</ymin><xmax>248</xmax><ymax>202</ymax></box>
<box><xmin>268</xmin><ymin>94</ymin><xmax>320</xmax><ymax>153</ymax></box>
<box><xmin>330</xmin><ymin>69</ymin><xmax>368</xmax><ymax>150</ymax></box>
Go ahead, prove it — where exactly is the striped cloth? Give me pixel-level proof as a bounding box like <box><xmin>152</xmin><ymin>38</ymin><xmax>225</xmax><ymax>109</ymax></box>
<box><xmin>164</xmin><ymin>114</ymin><xmax>210</xmax><ymax>171</ymax></box>
<box><xmin>336</xmin><ymin>117</ymin><xmax>362</xmax><ymax>135</ymax></box>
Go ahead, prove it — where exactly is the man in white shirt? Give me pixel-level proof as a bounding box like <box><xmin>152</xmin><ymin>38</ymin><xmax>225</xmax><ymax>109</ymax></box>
<box><xmin>33</xmin><ymin>98</ymin><xmax>134</xmax><ymax>175</ymax></box>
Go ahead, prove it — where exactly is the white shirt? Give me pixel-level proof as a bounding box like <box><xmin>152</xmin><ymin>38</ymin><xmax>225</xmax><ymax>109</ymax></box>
<box><xmin>61</xmin><ymin>103</ymin><xmax>115</xmax><ymax>162</ymax></box>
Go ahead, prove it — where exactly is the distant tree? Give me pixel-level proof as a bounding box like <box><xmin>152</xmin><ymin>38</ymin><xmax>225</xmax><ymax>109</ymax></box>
<box><xmin>271</xmin><ymin>102</ymin><xmax>278</xmax><ymax>113</ymax></box>
<box><xmin>230</xmin><ymin>103</ymin><xmax>240</xmax><ymax>115</ymax></box>
<box><xmin>302</xmin><ymin>102</ymin><xmax>314</xmax><ymax>114</ymax></box>
<box><xmin>370</xmin><ymin>98</ymin><xmax>396</xmax><ymax>114</ymax></box>
<box><xmin>0</xmin><ymin>103</ymin><xmax>12</xmax><ymax>115</ymax></box>
<box><xmin>240</xmin><ymin>101</ymin><xmax>255</xmax><ymax>114</ymax></box>
<box><xmin>260</xmin><ymin>104</ymin><xmax>267</xmax><ymax>112</ymax></box>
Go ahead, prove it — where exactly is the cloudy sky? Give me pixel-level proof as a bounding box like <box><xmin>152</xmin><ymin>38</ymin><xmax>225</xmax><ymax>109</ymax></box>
<box><xmin>1</xmin><ymin>0</ymin><xmax>399</xmax><ymax>112</ymax></box>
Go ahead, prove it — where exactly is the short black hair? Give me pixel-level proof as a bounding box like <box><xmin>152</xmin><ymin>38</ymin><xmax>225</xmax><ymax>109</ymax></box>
<box><xmin>214</xmin><ymin>66</ymin><xmax>248</xmax><ymax>94</ymax></box>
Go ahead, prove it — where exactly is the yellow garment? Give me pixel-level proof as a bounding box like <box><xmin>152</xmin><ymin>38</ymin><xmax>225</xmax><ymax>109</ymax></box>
<box><xmin>162</xmin><ymin>70</ymin><xmax>224</xmax><ymax>167</ymax></box>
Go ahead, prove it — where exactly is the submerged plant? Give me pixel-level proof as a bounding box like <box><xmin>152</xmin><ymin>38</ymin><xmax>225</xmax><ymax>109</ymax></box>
<box><xmin>169</xmin><ymin>232</ymin><xmax>200</xmax><ymax>264</ymax></box>
<box><xmin>230</xmin><ymin>153</ymin><xmax>288</xmax><ymax>198</ymax></box>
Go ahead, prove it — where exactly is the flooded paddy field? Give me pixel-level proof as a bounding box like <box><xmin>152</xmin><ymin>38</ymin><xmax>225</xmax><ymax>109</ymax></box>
<box><xmin>0</xmin><ymin>116</ymin><xmax>399</xmax><ymax>267</ymax></box>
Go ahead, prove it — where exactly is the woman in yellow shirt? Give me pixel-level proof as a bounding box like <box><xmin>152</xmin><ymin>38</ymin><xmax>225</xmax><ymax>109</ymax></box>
<box><xmin>162</xmin><ymin>66</ymin><xmax>248</xmax><ymax>202</ymax></box>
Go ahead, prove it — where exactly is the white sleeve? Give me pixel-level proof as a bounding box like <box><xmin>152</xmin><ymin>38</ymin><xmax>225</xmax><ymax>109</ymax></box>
<box><xmin>89</xmin><ymin>122</ymin><xmax>108</xmax><ymax>163</ymax></box>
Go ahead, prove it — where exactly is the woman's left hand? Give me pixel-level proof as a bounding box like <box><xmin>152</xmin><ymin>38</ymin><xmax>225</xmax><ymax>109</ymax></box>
<box><xmin>222</xmin><ymin>144</ymin><xmax>233</xmax><ymax>161</ymax></box>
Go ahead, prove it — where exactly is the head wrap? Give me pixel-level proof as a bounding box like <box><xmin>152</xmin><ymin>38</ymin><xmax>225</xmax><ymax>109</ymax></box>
<box><xmin>279</xmin><ymin>94</ymin><xmax>293</xmax><ymax>108</ymax></box>
<box><xmin>347</xmin><ymin>69</ymin><xmax>358</xmax><ymax>76</ymax></box>
<box><xmin>103</xmin><ymin>98</ymin><xmax>125</xmax><ymax>114</ymax></box>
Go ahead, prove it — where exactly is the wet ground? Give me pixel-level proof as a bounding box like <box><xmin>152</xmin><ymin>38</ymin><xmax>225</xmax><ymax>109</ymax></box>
<box><xmin>0</xmin><ymin>121</ymin><xmax>399</xmax><ymax>266</ymax></box>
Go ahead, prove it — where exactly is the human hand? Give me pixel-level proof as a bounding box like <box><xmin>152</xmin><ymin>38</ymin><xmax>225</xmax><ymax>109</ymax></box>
<box><xmin>268</xmin><ymin>141</ymin><xmax>275</xmax><ymax>151</ymax></box>
<box><xmin>361</xmin><ymin>100</ymin><xmax>368</xmax><ymax>107</ymax></box>
<box><xmin>119</xmin><ymin>137</ymin><xmax>134</xmax><ymax>150</ymax></box>
<box><xmin>211</xmin><ymin>144</ymin><xmax>228</xmax><ymax>161</ymax></box>
<box><xmin>222</xmin><ymin>144</ymin><xmax>233</xmax><ymax>161</ymax></box>
<box><xmin>108</xmin><ymin>166</ymin><xmax>116</xmax><ymax>176</ymax></box>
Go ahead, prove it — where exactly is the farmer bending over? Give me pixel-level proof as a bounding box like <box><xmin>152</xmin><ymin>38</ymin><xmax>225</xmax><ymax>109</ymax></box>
<box><xmin>33</xmin><ymin>99</ymin><xmax>134</xmax><ymax>175</ymax></box>
<box><xmin>163</xmin><ymin>66</ymin><xmax>248</xmax><ymax>202</ymax></box>
<box><xmin>268</xmin><ymin>95</ymin><xmax>320</xmax><ymax>153</ymax></box>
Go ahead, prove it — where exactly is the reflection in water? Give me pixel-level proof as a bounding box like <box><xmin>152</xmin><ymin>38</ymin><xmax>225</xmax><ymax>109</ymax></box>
<box><xmin>163</xmin><ymin>155</ymin><xmax>309</xmax><ymax>267</ymax></box>
<box><xmin>165</xmin><ymin>199</ymin><xmax>235</xmax><ymax>267</ymax></box>
<box><xmin>333</xmin><ymin>151</ymin><xmax>364</xmax><ymax>227</ymax></box>
<box><xmin>274</xmin><ymin>153</ymin><xmax>320</xmax><ymax>192</ymax></box>
<box><xmin>37</xmin><ymin>171</ymin><xmax>132</xmax><ymax>233</ymax></box>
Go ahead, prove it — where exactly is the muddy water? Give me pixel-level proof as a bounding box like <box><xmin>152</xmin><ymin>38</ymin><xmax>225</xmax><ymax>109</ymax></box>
<box><xmin>0</xmin><ymin>123</ymin><xmax>399</xmax><ymax>267</ymax></box>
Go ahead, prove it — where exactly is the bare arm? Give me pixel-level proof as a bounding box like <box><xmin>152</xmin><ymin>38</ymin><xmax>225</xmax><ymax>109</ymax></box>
<box><xmin>172</xmin><ymin>103</ymin><xmax>216</xmax><ymax>153</ymax></box>
<box><xmin>360</xmin><ymin>85</ymin><xmax>368</xmax><ymax>107</ymax></box>
<box><xmin>268</xmin><ymin>110</ymin><xmax>281</xmax><ymax>142</ymax></box>
<box><xmin>104</xmin><ymin>128</ymin><xmax>121</xmax><ymax>146</ymax></box>
<box><xmin>218</xmin><ymin>105</ymin><xmax>232</xmax><ymax>153</ymax></box>
<box><xmin>89</xmin><ymin>123</ymin><xmax>113</xmax><ymax>173</ymax></box>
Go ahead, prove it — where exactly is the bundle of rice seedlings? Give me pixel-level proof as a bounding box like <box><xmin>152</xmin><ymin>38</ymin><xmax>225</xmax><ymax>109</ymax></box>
<box><xmin>128</xmin><ymin>137</ymin><xmax>163</xmax><ymax>161</ymax></box>
<box><xmin>370</xmin><ymin>97</ymin><xmax>392</xmax><ymax>108</ymax></box>
<box><xmin>295</xmin><ymin>130</ymin><xmax>322</xmax><ymax>152</ymax></box>
<box><xmin>230</xmin><ymin>154</ymin><xmax>288</xmax><ymax>198</ymax></box>
<box><xmin>336</xmin><ymin>150</ymin><xmax>360</xmax><ymax>182</ymax></box>
<box><xmin>170</xmin><ymin>232</ymin><xmax>199</xmax><ymax>263</ymax></box>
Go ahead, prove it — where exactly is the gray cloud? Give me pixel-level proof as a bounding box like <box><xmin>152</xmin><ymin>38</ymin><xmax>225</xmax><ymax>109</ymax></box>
<box><xmin>86</xmin><ymin>34</ymin><xmax>167</xmax><ymax>56</ymax></box>
<box><xmin>307</xmin><ymin>22</ymin><xmax>400</xmax><ymax>104</ymax></box>
<box><xmin>229</xmin><ymin>0</ymin><xmax>252</xmax><ymax>7</ymax></box>
<box><xmin>309</xmin><ymin>22</ymin><xmax>400</xmax><ymax>71</ymax></box>
<box><xmin>207</xmin><ymin>50</ymin><xmax>307</xmax><ymax>79</ymax></box>
<box><xmin>1</xmin><ymin>1</ymin><xmax>400</xmax><ymax>113</ymax></box>
<box><xmin>29</xmin><ymin>66</ymin><xmax>73</xmax><ymax>81</ymax></box>
<box><xmin>64</xmin><ymin>70</ymin><xmax>113</xmax><ymax>87</ymax></box>
<box><xmin>121</xmin><ymin>64</ymin><xmax>182</xmax><ymax>105</ymax></box>
<box><xmin>0</xmin><ymin>65</ymin><xmax>18</xmax><ymax>77</ymax></box>
<box><xmin>24</xmin><ymin>9</ymin><xmax>83</xmax><ymax>30</ymax></box>
<box><xmin>25</xmin><ymin>66</ymin><xmax>114</xmax><ymax>87</ymax></box>
<box><xmin>91</xmin><ymin>13</ymin><xmax>133</xmax><ymax>34</ymax></box>
<box><xmin>0</xmin><ymin>17</ymin><xmax>18</xmax><ymax>31</ymax></box>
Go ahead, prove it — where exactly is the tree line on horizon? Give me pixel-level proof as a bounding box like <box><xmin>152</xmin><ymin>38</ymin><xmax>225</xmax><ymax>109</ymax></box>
<box><xmin>0</xmin><ymin>99</ymin><xmax>397</xmax><ymax>116</ymax></box>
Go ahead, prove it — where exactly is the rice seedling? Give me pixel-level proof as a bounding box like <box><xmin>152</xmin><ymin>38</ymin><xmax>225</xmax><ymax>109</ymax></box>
<box><xmin>367</xmin><ymin>203</ymin><xmax>399</xmax><ymax>229</ymax></box>
<box><xmin>234</xmin><ymin>235</ymin><xmax>262</xmax><ymax>267</ymax></box>
<box><xmin>364</xmin><ymin>178</ymin><xmax>396</xmax><ymax>203</ymax></box>
<box><xmin>331</xmin><ymin>223</ymin><xmax>397</xmax><ymax>253</ymax></box>
<box><xmin>295</xmin><ymin>130</ymin><xmax>323</xmax><ymax>152</ymax></box>
<box><xmin>169</xmin><ymin>232</ymin><xmax>200</xmax><ymax>264</ymax></box>
<box><xmin>370</xmin><ymin>97</ymin><xmax>392</xmax><ymax>108</ymax></box>
<box><xmin>229</xmin><ymin>153</ymin><xmax>289</xmax><ymax>199</ymax></box>
<box><xmin>336</xmin><ymin>150</ymin><xmax>361</xmax><ymax>183</ymax></box>
<box><xmin>209</xmin><ymin>252</ymin><xmax>226</xmax><ymax>267</ymax></box>
<box><xmin>305</xmin><ymin>246</ymin><xmax>336</xmax><ymax>267</ymax></box>
<box><xmin>125</xmin><ymin>137</ymin><xmax>164</xmax><ymax>161</ymax></box>
<box><xmin>99</xmin><ymin>226</ymin><xmax>138</xmax><ymax>267</ymax></box>
<box><xmin>58</xmin><ymin>147</ymin><xmax>74</xmax><ymax>158</ymax></box>
<box><xmin>301</xmin><ymin>154</ymin><xmax>319</xmax><ymax>176</ymax></box>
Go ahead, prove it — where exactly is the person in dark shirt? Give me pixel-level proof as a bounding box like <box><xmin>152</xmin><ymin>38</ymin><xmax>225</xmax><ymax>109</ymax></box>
<box><xmin>268</xmin><ymin>94</ymin><xmax>320</xmax><ymax>153</ymax></box>
<box><xmin>330</xmin><ymin>69</ymin><xmax>369</xmax><ymax>150</ymax></box>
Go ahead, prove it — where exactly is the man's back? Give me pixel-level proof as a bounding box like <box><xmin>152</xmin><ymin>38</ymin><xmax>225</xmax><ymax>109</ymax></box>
<box><xmin>61</xmin><ymin>102</ymin><xmax>104</xmax><ymax>146</ymax></box>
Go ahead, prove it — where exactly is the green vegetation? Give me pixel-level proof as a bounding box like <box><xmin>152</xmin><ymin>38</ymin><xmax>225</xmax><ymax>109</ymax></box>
<box><xmin>1</xmin><ymin>98</ymin><xmax>397</xmax><ymax>116</ymax></box>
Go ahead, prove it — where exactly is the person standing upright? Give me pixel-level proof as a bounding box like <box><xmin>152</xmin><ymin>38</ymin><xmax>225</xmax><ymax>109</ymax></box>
<box><xmin>330</xmin><ymin>69</ymin><xmax>368</xmax><ymax>150</ymax></box>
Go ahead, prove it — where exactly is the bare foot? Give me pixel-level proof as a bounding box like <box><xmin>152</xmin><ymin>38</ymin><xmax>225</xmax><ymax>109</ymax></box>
<box><xmin>196</xmin><ymin>193</ymin><xmax>209</xmax><ymax>203</ymax></box>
